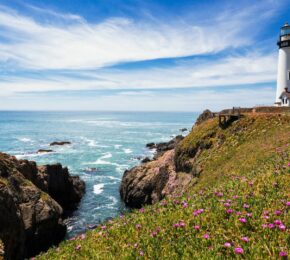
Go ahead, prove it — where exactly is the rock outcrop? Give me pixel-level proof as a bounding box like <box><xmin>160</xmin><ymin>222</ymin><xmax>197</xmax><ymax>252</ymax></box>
<box><xmin>120</xmin><ymin>135</ymin><xmax>190</xmax><ymax>208</ymax></box>
<box><xmin>0</xmin><ymin>153</ymin><xmax>85</xmax><ymax>259</ymax></box>
<box><xmin>195</xmin><ymin>109</ymin><xmax>214</xmax><ymax>125</ymax></box>
<box><xmin>50</xmin><ymin>141</ymin><xmax>71</xmax><ymax>146</ymax></box>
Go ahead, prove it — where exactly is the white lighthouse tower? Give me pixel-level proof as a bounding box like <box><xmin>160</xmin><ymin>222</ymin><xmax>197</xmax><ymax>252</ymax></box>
<box><xmin>276</xmin><ymin>22</ymin><xmax>290</xmax><ymax>106</ymax></box>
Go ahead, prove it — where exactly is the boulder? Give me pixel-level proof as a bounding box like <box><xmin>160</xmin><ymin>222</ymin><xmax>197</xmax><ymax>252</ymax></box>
<box><xmin>146</xmin><ymin>142</ymin><xmax>156</xmax><ymax>149</ymax></box>
<box><xmin>120</xmin><ymin>150</ymin><xmax>193</xmax><ymax>208</ymax></box>
<box><xmin>195</xmin><ymin>109</ymin><xmax>214</xmax><ymax>125</ymax></box>
<box><xmin>179</xmin><ymin>128</ymin><xmax>188</xmax><ymax>132</ymax></box>
<box><xmin>37</xmin><ymin>149</ymin><xmax>54</xmax><ymax>153</ymax></box>
<box><xmin>49</xmin><ymin>141</ymin><xmax>71</xmax><ymax>146</ymax></box>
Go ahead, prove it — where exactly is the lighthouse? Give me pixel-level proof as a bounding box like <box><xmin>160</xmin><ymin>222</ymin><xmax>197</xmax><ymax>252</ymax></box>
<box><xmin>276</xmin><ymin>22</ymin><xmax>290</xmax><ymax>106</ymax></box>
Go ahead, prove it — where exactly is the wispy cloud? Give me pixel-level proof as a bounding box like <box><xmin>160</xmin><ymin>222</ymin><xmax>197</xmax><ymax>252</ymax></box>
<box><xmin>0</xmin><ymin>2</ymin><xmax>272</xmax><ymax>70</ymax></box>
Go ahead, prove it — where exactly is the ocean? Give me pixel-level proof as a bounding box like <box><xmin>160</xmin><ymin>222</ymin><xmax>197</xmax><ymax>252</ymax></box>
<box><xmin>0</xmin><ymin>111</ymin><xmax>197</xmax><ymax>237</ymax></box>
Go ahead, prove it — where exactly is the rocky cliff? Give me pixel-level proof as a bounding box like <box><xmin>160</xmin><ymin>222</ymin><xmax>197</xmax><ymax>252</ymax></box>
<box><xmin>0</xmin><ymin>153</ymin><xmax>85</xmax><ymax>260</ymax></box>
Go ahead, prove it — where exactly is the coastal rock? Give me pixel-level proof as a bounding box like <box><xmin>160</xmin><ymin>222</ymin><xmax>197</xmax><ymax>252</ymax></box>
<box><xmin>37</xmin><ymin>149</ymin><xmax>54</xmax><ymax>153</ymax></box>
<box><xmin>195</xmin><ymin>109</ymin><xmax>214</xmax><ymax>125</ymax></box>
<box><xmin>50</xmin><ymin>141</ymin><xmax>71</xmax><ymax>146</ymax></box>
<box><xmin>179</xmin><ymin>128</ymin><xmax>188</xmax><ymax>132</ymax></box>
<box><xmin>0</xmin><ymin>153</ymin><xmax>85</xmax><ymax>259</ymax></box>
<box><xmin>141</xmin><ymin>157</ymin><xmax>151</xmax><ymax>163</ymax></box>
<box><xmin>146</xmin><ymin>142</ymin><xmax>156</xmax><ymax>149</ymax></box>
<box><xmin>120</xmin><ymin>150</ymin><xmax>193</xmax><ymax>208</ymax></box>
<box><xmin>0</xmin><ymin>153</ymin><xmax>66</xmax><ymax>260</ymax></box>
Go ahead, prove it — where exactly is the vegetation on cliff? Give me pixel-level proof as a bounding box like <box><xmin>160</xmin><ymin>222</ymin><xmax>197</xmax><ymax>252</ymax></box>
<box><xmin>37</xmin><ymin>113</ymin><xmax>289</xmax><ymax>259</ymax></box>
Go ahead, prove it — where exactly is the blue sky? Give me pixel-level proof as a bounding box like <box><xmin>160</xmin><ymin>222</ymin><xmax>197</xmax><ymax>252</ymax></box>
<box><xmin>0</xmin><ymin>0</ymin><xmax>289</xmax><ymax>111</ymax></box>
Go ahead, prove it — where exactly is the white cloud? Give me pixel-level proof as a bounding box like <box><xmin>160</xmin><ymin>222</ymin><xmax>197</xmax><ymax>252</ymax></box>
<box><xmin>0</xmin><ymin>3</ymin><xmax>266</xmax><ymax>70</ymax></box>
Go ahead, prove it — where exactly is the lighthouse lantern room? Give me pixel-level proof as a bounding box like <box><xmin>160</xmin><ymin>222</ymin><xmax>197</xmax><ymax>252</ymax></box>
<box><xmin>276</xmin><ymin>22</ymin><xmax>290</xmax><ymax>107</ymax></box>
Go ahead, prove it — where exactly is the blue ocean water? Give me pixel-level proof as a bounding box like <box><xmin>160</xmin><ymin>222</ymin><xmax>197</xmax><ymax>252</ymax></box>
<box><xmin>0</xmin><ymin>111</ymin><xmax>197</xmax><ymax>237</ymax></box>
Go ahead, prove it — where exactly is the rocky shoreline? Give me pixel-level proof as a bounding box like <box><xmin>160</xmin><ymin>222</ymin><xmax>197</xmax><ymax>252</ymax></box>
<box><xmin>0</xmin><ymin>153</ymin><xmax>85</xmax><ymax>260</ymax></box>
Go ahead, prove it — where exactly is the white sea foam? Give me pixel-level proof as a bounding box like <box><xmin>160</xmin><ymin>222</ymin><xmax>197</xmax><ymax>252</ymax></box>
<box><xmin>17</xmin><ymin>137</ymin><xmax>32</xmax><ymax>142</ymax></box>
<box><xmin>123</xmin><ymin>148</ymin><xmax>132</xmax><ymax>154</ymax></box>
<box><xmin>93</xmin><ymin>184</ymin><xmax>104</xmax><ymax>195</ymax></box>
<box><xmin>114</xmin><ymin>144</ymin><xmax>122</xmax><ymax>149</ymax></box>
<box><xmin>81</xmin><ymin>137</ymin><xmax>98</xmax><ymax>147</ymax></box>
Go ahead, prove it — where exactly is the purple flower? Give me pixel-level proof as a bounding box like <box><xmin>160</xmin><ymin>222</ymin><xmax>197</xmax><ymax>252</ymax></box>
<box><xmin>224</xmin><ymin>203</ymin><xmax>231</xmax><ymax>207</ymax></box>
<box><xmin>173</xmin><ymin>223</ymin><xmax>180</xmax><ymax>228</ymax></box>
<box><xmin>156</xmin><ymin>227</ymin><xmax>161</xmax><ymax>233</ymax></box>
<box><xmin>241</xmin><ymin>236</ymin><xmax>249</xmax><ymax>242</ymax></box>
<box><xmin>179</xmin><ymin>221</ymin><xmax>186</xmax><ymax>228</ymax></box>
<box><xmin>262</xmin><ymin>224</ymin><xmax>268</xmax><ymax>228</ymax></box>
<box><xmin>275</xmin><ymin>210</ymin><xmax>282</xmax><ymax>216</ymax></box>
<box><xmin>243</xmin><ymin>204</ymin><xmax>250</xmax><ymax>208</ymax></box>
<box><xmin>75</xmin><ymin>245</ymin><xmax>81</xmax><ymax>251</ymax></box>
<box><xmin>234</xmin><ymin>247</ymin><xmax>244</xmax><ymax>254</ymax></box>
<box><xmin>203</xmin><ymin>233</ymin><xmax>209</xmax><ymax>239</ymax></box>
<box><xmin>80</xmin><ymin>234</ymin><xmax>86</xmax><ymax>240</ymax></box>
<box><xmin>139</xmin><ymin>208</ymin><xmax>145</xmax><ymax>213</ymax></box>
<box><xmin>286</xmin><ymin>202</ymin><xmax>290</xmax><ymax>207</ymax></box>
<box><xmin>151</xmin><ymin>231</ymin><xmax>157</xmax><ymax>237</ymax></box>
<box><xmin>224</xmin><ymin>242</ymin><xmax>231</xmax><ymax>247</ymax></box>
<box><xmin>236</xmin><ymin>211</ymin><xmax>242</xmax><ymax>216</ymax></box>
<box><xmin>274</xmin><ymin>220</ymin><xmax>282</xmax><ymax>226</ymax></box>
<box><xmin>101</xmin><ymin>225</ymin><xmax>106</xmax><ymax>230</ymax></box>
<box><xmin>136</xmin><ymin>224</ymin><xmax>142</xmax><ymax>230</ymax></box>
<box><xmin>263</xmin><ymin>215</ymin><xmax>269</xmax><ymax>219</ymax></box>
<box><xmin>182</xmin><ymin>202</ymin><xmax>188</xmax><ymax>208</ymax></box>
<box><xmin>226</xmin><ymin>209</ymin><xmax>234</xmax><ymax>214</ymax></box>
<box><xmin>193</xmin><ymin>225</ymin><xmax>200</xmax><ymax>230</ymax></box>
<box><xmin>268</xmin><ymin>223</ymin><xmax>275</xmax><ymax>229</ymax></box>
<box><xmin>246</xmin><ymin>213</ymin><xmax>252</xmax><ymax>217</ymax></box>
<box><xmin>233</xmin><ymin>195</ymin><xmax>239</xmax><ymax>199</ymax></box>
<box><xmin>239</xmin><ymin>218</ymin><xmax>247</xmax><ymax>223</ymax></box>
<box><xmin>279</xmin><ymin>224</ymin><xmax>286</xmax><ymax>231</ymax></box>
<box><xmin>134</xmin><ymin>243</ymin><xmax>138</xmax><ymax>248</ymax></box>
<box><xmin>139</xmin><ymin>250</ymin><xmax>144</xmax><ymax>256</ymax></box>
<box><xmin>279</xmin><ymin>251</ymin><xmax>287</xmax><ymax>257</ymax></box>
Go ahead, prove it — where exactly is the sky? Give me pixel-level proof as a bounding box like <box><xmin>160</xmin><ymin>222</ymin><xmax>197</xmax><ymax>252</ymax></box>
<box><xmin>0</xmin><ymin>0</ymin><xmax>289</xmax><ymax>111</ymax></box>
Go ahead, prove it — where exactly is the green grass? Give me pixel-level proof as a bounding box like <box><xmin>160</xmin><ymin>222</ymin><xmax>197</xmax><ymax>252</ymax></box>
<box><xmin>37</xmin><ymin>114</ymin><xmax>290</xmax><ymax>259</ymax></box>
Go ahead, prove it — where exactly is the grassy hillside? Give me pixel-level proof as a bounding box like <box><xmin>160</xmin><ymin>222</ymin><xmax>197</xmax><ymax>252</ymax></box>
<box><xmin>37</xmin><ymin>114</ymin><xmax>290</xmax><ymax>259</ymax></box>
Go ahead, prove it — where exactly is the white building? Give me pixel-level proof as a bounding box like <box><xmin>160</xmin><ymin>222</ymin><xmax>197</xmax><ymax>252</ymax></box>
<box><xmin>276</xmin><ymin>22</ymin><xmax>290</xmax><ymax>107</ymax></box>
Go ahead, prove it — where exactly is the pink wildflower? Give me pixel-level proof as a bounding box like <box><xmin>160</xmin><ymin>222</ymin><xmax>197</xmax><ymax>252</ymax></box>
<box><xmin>139</xmin><ymin>250</ymin><xmax>144</xmax><ymax>256</ymax></box>
<box><xmin>182</xmin><ymin>202</ymin><xmax>188</xmax><ymax>208</ymax></box>
<box><xmin>224</xmin><ymin>203</ymin><xmax>231</xmax><ymax>207</ymax></box>
<box><xmin>274</xmin><ymin>220</ymin><xmax>282</xmax><ymax>226</ymax></box>
<box><xmin>263</xmin><ymin>215</ymin><xmax>269</xmax><ymax>219</ymax></box>
<box><xmin>243</xmin><ymin>204</ymin><xmax>250</xmax><ymax>208</ymax></box>
<box><xmin>203</xmin><ymin>233</ymin><xmax>209</xmax><ymax>239</ymax></box>
<box><xmin>224</xmin><ymin>242</ymin><xmax>231</xmax><ymax>247</ymax></box>
<box><xmin>268</xmin><ymin>223</ymin><xmax>275</xmax><ymax>229</ymax></box>
<box><xmin>173</xmin><ymin>223</ymin><xmax>180</xmax><ymax>228</ymax></box>
<box><xmin>236</xmin><ymin>211</ymin><xmax>242</xmax><ymax>215</ymax></box>
<box><xmin>226</xmin><ymin>209</ymin><xmax>234</xmax><ymax>214</ymax></box>
<box><xmin>80</xmin><ymin>234</ymin><xmax>86</xmax><ymax>240</ymax></box>
<box><xmin>275</xmin><ymin>210</ymin><xmax>282</xmax><ymax>216</ymax></box>
<box><xmin>233</xmin><ymin>195</ymin><xmax>239</xmax><ymax>199</ymax></box>
<box><xmin>241</xmin><ymin>236</ymin><xmax>249</xmax><ymax>242</ymax></box>
<box><xmin>156</xmin><ymin>227</ymin><xmax>161</xmax><ymax>233</ymax></box>
<box><xmin>234</xmin><ymin>247</ymin><xmax>244</xmax><ymax>254</ymax></box>
<box><xmin>134</xmin><ymin>243</ymin><xmax>138</xmax><ymax>248</ymax></box>
<box><xmin>286</xmin><ymin>202</ymin><xmax>290</xmax><ymax>207</ymax></box>
<box><xmin>193</xmin><ymin>225</ymin><xmax>200</xmax><ymax>230</ymax></box>
<box><xmin>179</xmin><ymin>221</ymin><xmax>186</xmax><ymax>228</ymax></box>
<box><xmin>136</xmin><ymin>224</ymin><xmax>142</xmax><ymax>230</ymax></box>
<box><xmin>139</xmin><ymin>208</ymin><xmax>145</xmax><ymax>213</ymax></box>
<box><xmin>239</xmin><ymin>218</ymin><xmax>247</xmax><ymax>223</ymax></box>
<box><xmin>262</xmin><ymin>224</ymin><xmax>268</xmax><ymax>228</ymax></box>
<box><xmin>246</xmin><ymin>213</ymin><xmax>252</xmax><ymax>217</ymax></box>
<box><xmin>279</xmin><ymin>224</ymin><xmax>286</xmax><ymax>231</ymax></box>
<box><xmin>151</xmin><ymin>231</ymin><xmax>157</xmax><ymax>237</ymax></box>
<box><xmin>279</xmin><ymin>251</ymin><xmax>287</xmax><ymax>257</ymax></box>
<box><xmin>75</xmin><ymin>245</ymin><xmax>81</xmax><ymax>251</ymax></box>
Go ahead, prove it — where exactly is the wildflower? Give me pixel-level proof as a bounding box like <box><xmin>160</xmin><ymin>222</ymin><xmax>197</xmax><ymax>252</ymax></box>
<box><xmin>216</xmin><ymin>192</ymin><xmax>223</xmax><ymax>197</ymax></box>
<box><xmin>203</xmin><ymin>233</ymin><xmax>209</xmax><ymax>239</ymax></box>
<box><xmin>182</xmin><ymin>201</ymin><xmax>188</xmax><ymax>208</ymax></box>
<box><xmin>134</xmin><ymin>243</ymin><xmax>138</xmax><ymax>248</ymax></box>
<box><xmin>156</xmin><ymin>227</ymin><xmax>161</xmax><ymax>233</ymax></box>
<box><xmin>263</xmin><ymin>215</ymin><xmax>269</xmax><ymax>219</ymax></box>
<box><xmin>236</xmin><ymin>211</ymin><xmax>242</xmax><ymax>215</ymax></box>
<box><xmin>173</xmin><ymin>223</ymin><xmax>180</xmax><ymax>228</ymax></box>
<box><xmin>235</xmin><ymin>247</ymin><xmax>244</xmax><ymax>254</ymax></box>
<box><xmin>268</xmin><ymin>223</ymin><xmax>275</xmax><ymax>229</ymax></box>
<box><xmin>80</xmin><ymin>234</ymin><xmax>86</xmax><ymax>240</ymax></box>
<box><xmin>120</xmin><ymin>214</ymin><xmax>125</xmax><ymax>219</ymax></box>
<box><xmin>139</xmin><ymin>208</ymin><xmax>145</xmax><ymax>213</ymax></box>
<box><xmin>151</xmin><ymin>231</ymin><xmax>157</xmax><ymax>237</ymax></box>
<box><xmin>224</xmin><ymin>242</ymin><xmax>231</xmax><ymax>247</ymax></box>
<box><xmin>239</xmin><ymin>218</ymin><xmax>247</xmax><ymax>223</ymax></box>
<box><xmin>75</xmin><ymin>245</ymin><xmax>81</xmax><ymax>251</ymax></box>
<box><xmin>262</xmin><ymin>224</ymin><xmax>268</xmax><ymax>228</ymax></box>
<box><xmin>224</xmin><ymin>203</ymin><xmax>231</xmax><ymax>207</ymax></box>
<box><xmin>263</xmin><ymin>210</ymin><xmax>269</xmax><ymax>215</ymax></box>
<box><xmin>179</xmin><ymin>221</ymin><xmax>186</xmax><ymax>228</ymax></box>
<box><xmin>193</xmin><ymin>225</ymin><xmax>200</xmax><ymax>230</ymax></box>
<box><xmin>101</xmin><ymin>225</ymin><xmax>106</xmax><ymax>230</ymax></box>
<box><xmin>279</xmin><ymin>251</ymin><xmax>287</xmax><ymax>257</ymax></box>
<box><xmin>136</xmin><ymin>224</ymin><xmax>142</xmax><ymax>230</ymax></box>
<box><xmin>249</xmin><ymin>181</ymin><xmax>254</xmax><ymax>186</ymax></box>
<box><xmin>226</xmin><ymin>209</ymin><xmax>234</xmax><ymax>214</ymax></box>
<box><xmin>274</xmin><ymin>220</ymin><xmax>282</xmax><ymax>226</ymax></box>
<box><xmin>233</xmin><ymin>195</ymin><xmax>239</xmax><ymax>199</ymax></box>
<box><xmin>275</xmin><ymin>210</ymin><xmax>282</xmax><ymax>216</ymax></box>
<box><xmin>246</xmin><ymin>213</ymin><xmax>252</xmax><ymax>217</ymax></box>
<box><xmin>279</xmin><ymin>224</ymin><xmax>286</xmax><ymax>231</ymax></box>
<box><xmin>241</xmin><ymin>236</ymin><xmax>249</xmax><ymax>242</ymax></box>
<box><xmin>286</xmin><ymin>202</ymin><xmax>290</xmax><ymax>207</ymax></box>
<box><xmin>139</xmin><ymin>250</ymin><xmax>144</xmax><ymax>256</ymax></box>
<box><xmin>227</xmin><ymin>199</ymin><xmax>232</xmax><ymax>203</ymax></box>
<box><xmin>243</xmin><ymin>204</ymin><xmax>250</xmax><ymax>209</ymax></box>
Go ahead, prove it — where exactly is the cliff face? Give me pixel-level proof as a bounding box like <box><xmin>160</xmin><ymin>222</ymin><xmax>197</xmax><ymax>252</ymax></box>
<box><xmin>0</xmin><ymin>153</ymin><xmax>85</xmax><ymax>260</ymax></box>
